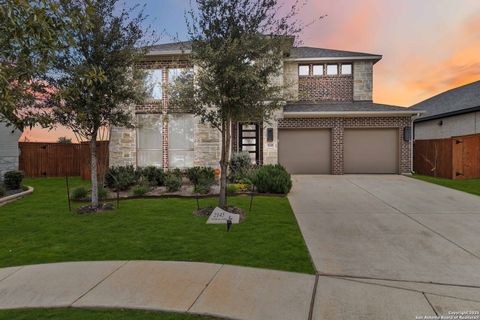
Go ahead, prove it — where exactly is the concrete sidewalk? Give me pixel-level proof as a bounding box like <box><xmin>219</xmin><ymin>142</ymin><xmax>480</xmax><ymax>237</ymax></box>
<box><xmin>0</xmin><ymin>261</ymin><xmax>315</xmax><ymax>320</ymax></box>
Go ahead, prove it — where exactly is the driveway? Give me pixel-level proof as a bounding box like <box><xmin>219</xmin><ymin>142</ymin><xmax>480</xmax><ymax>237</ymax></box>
<box><xmin>289</xmin><ymin>175</ymin><xmax>480</xmax><ymax>319</ymax></box>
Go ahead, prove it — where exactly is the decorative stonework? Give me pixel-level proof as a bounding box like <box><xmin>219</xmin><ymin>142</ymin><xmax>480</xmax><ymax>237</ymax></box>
<box><xmin>277</xmin><ymin>116</ymin><xmax>412</xmax><ymax>174</ymax></box>
<box><xmin>109</xmin><ymin>104</ymin><xmax>137</xmax><ymax>167</ymax></box>
<box><xmin>194</xmin><ymin>119</ymin><xmax>220</xmax><ymax>168</ymax></box>
<box><xmin>353</xmin><ymin>61</ymin><xmax>373</xmax><ymax>101</ymax></box>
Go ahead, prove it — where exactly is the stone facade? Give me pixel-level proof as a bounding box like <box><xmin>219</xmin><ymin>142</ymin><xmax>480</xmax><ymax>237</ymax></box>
<box><xmin>277</xmin><ymin>116</ymin><xmax>412</xmax><ymax>174</ymax></box>
<box><xmin>353</xmin><ymin>61</ymin><xmax>373</xmax><ymax>101</ymax></box>
<box><xmin>0</xmin><ymin>123</ymin><xmax>22</xmax><ymax>177</ymax></box>
<box><xmin>109</xmin><ymin>104</ymin><xmax>137</xmax><ymax>167</ymax></box>
<box><xmin>194</xmin><ymin>120</ymin><xmax>221</xmax><ymax>168</ymax></box>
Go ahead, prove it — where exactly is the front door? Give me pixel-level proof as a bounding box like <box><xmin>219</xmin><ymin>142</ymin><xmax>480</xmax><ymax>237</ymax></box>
<box><xmin>238</xmin><ymin>122</ymin><xmax>260</xmax><ymax>164</ymax></box>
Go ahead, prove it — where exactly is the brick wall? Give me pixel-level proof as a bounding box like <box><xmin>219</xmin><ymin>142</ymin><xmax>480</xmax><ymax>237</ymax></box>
<box><xmin>277</xmin><ymin>116</ymin><xmax>412</xmax><ymax>174</ymax></box>
<box><xmin>298</xmin><ymin>75</ymin><xmax>353</xmax><ymax>102</ymax></box>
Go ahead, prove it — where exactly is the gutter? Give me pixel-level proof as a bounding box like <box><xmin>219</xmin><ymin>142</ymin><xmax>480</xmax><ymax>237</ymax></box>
<box><xmin>283</xmin><ymin>111</ymin><xmax>425</xmax><ymax>118</ymax></box>
<box><xmin>146</xmin><ymin>49</ymin><xmax>191</xmax><ymax>56</ymax></box>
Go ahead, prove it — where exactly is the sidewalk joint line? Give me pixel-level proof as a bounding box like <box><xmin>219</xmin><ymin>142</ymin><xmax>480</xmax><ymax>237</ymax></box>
<box><xmin>318</xmin><ymin>272</ymin><xmax>480</xmax><ymax>289</ymax></box>
<box><xmin>346</xmin><ymin>178</ymin><xmax>480</xmax><ymax>261</ymax></box>
<box><xmin>187</xmin><ymin>264</ymin><xmax>224</xmax><ymax>312</ymax></box>
<box><xmin>70</xmin><ymin>260</ymin><xmax>129</xmax><ymax>306</ymax></box>
<box><xmin>423</xmin><ymin>292</ymin><xmax>439</xmax><ymax>316</ymax></box>
<box><xmin>307</xmin><ymin>274</ymin><xmax>320</xmax><ymax>320</ymax></box>
<box><xmin>326</xmin><ymin>275</ymin><xmax>480</xmax><ymax>304</ymax></box>
<box><xmin>0</xmin><ymin>266</ymin><xmax>25</xmax><ymax>283</ymax></box>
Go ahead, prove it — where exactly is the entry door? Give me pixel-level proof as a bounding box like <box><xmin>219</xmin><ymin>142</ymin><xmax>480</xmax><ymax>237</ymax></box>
<box><xmin>238</xmin><ymin>123</ymin><xmax>260</xmax><ymax>164</ymax></box>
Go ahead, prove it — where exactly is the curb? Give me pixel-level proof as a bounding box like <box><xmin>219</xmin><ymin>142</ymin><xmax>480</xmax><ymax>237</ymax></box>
<box><xmin>0</xmin><ymin>186</ymin><xmax>34</xmax><ymax>206</ymax></box>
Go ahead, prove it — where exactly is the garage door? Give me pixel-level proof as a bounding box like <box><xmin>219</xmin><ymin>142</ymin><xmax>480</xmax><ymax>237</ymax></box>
<box><xmin>344</xmin><ymin>128</ymin><xmax>398</xmax><ymax>174</ymax></box>
<box><xmin>278</xmin><ymin>129</ymin><xmax>331</xmax><ymax>174</ymax></box>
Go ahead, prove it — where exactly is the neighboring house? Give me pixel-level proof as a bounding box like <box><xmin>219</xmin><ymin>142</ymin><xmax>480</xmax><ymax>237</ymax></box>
<box><xmin>109</xmin><ymin>41</ymin><xmax>421</xmax><ymax>175</ymax></box>
<box><xmin>0</xmin><ymin>122</ymin><xmax>22</xmax><ymax>177</ymax></box>
<box><xmin>411</xmin><ymin>80</ymin><xmax>480</xmax><ymax>140</ymax></box>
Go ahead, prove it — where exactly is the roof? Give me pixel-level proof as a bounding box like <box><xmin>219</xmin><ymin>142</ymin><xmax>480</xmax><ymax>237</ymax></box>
<box><xmin>411</xmin><ymin>81</ymin><xmax>480</xmax><ymax>122</ymax></box>
<box><xmin>146</xmin><ymin>41</ymin><xmax>192</xmax><ymax>55</ymax></box>
<box><xmin>145</xmin><ymin>41</ymin><xmax>382</xmax><ymax>62</ymax></box>
<box><xmin>287</xmin><ymin>47</ymin><xmax>382</xmax><ymax>61</ymax></box>
<box><xmin>283</xmin><ymin>101</ymin><xmax>421</xmax><ymax>117</ymax></box>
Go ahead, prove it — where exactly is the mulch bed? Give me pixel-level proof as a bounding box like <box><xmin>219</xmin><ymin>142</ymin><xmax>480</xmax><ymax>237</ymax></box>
<box><xmin>76</xmin><ymin>202</ymin><xmax>115</xmax><ymax>214</ymax></box>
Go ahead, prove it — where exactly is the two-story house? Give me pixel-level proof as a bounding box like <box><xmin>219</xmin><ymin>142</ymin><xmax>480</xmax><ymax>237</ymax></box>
<box><xmin>109</xmin><ymin>41</ymin><xmax>421</xmax><ymax>175</ymax></box>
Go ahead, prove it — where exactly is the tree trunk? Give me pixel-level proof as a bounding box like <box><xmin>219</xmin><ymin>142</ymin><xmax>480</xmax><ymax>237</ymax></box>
<box><xmin>218</xmin><ymin>119</ymin><xmax>231</xmax><ymax>209</ymax></box>
<box><xmin>90</xmin><ymin>135</ymin><xmax>99</xmax><ymax>209</ymax></box>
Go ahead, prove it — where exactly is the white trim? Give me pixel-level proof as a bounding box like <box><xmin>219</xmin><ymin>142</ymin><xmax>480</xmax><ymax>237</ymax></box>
<box><xmin>283</xmin><ymin>111</ymin><xmax>424</xmax><ymax>118</ymax></box>
<box><xmin>284</xmin><ymin>56</ymin><xmax>382</xmax><ymax>62</ymax></box>
<box><xmin>0</xmin><ymin>186</ymin><xmax>34</xmax><ymax>206</ymax></box>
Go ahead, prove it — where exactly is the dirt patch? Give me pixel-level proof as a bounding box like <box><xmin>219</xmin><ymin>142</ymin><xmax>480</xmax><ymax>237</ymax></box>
<box><xmin>193</xmin><ymin>206</ymin><xmax>246</xmax><ymax>222</ymax></box>
<box><xmin>76</xmin><ymin>202</ymin><xmax>115</xmax><ymax>214</ymax></box>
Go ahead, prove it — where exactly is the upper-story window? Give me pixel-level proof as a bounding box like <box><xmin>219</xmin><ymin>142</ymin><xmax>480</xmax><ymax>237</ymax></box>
<box><xmin>145</xmin><ymin>69</ymin><xmax>163</xmax><ymax>100</ymax></box>
<box><xmin>312</xmin><ymin>65</ymin><xmax>324</xmax><ymax>76</ymax></box>
<box><xmin>326</xmin><ymin>64</ymin><xmax>338</xmax><ymax>76</ymax></box>
<box><xmin>168</xmin><ymin>68</ymin><xmax>193</xmax><ymax>83</ymax></box>
<box><xmin>341</xmin><ymin>64</ymin><xmax>352</xmax><ymax>75</ymax></box>
<box><xmin>298</xmin><ymin>65</ymin><xmax>310</xmax><ymax>76</ymax></box>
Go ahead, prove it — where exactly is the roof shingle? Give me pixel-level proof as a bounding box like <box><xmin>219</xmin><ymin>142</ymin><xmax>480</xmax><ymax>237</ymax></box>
<box><xmin>411</xmin><ymin>81</ymin><xmax>480</xmax><ymax>121</ymax></box>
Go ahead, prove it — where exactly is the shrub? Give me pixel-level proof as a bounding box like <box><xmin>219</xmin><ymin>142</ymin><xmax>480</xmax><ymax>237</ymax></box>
<box><xmin>141</xmin><ymin>166</ymin><xmax>165</xmax><ymax>186</ymax></box>
<box><xmin>165</xmin><ymin>174</ymin><xmax>182</xmax><ymax>192</ymax></box>
<box><xmin>234</xmin><ymin>183</ymin><xmax>251</xmax><ymax>192</ymax></box>
<box><xmin>0</xmin><ymin>185</ymin><xmax>5</xmax><ymax>197</ymax></box>
<box><xmin>227</xmin><ymin>184</ymin><xmax>237</xmax><ymax>194</ymax></box>
<box><xmin>254</xmin><ymin>164</ymin><xmax>292</xmax><ymax>194</ymax></box>
<box><xmin>194</xmin><ymin>177</ymin><xmax>214</xmax><ymax>194</ymax></box>
<box><xmin>71</xmin><ymin>187</ymin><xmax>88</xmax><ymax>200</ymax></box>
<box><xmin>98</xmin><ymin>187</ymin><xmax>108</xmax><ymax>200</ymax></box>
<box><xmin>186</xmin><ymin>167</ymin><xmax>215</xmax><ymax>185</ymax></box>
<box><xmin>105</xmin><ymin>166</ymin><xmax>140</xmax><ymax>191</ymax></box>
<box><xmin>132</xmin><ymin>184</ymin><xmax>149</xmax><ymax>196</ymax></box>
<box><xmin>229</xmin><ymin>152</ymin><xmax>253</xmax><ymax>182</ymax></box>
<box><xmin>170</xmin><ymin>168</ymin><xmax>184</xmax><ymax>179</ymax></box>
<box><xmin>3</xmin><ymin>171</ymin><xmax>23</xmax><ymax>190</ymax></box>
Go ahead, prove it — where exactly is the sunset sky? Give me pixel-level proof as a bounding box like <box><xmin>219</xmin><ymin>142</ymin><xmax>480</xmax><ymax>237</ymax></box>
<box><xmin>21</xmin><ymin>0</ymin><xmax>480</xmax><ymax>142</ymax></box>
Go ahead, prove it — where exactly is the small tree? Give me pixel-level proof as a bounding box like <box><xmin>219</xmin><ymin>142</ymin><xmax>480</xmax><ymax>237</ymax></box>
<box><xmin>44</xmin><ymin>0</ymin><xmax>152</xmax><ymax>209</ymax></box>
<box><xmin>170</xmin><ymin>0</ymin><xmax>305</xmax><ymax>208</ymax></box>
<box><xmin>0</xmin><ymin>0</ymin><xmax>68</xmax><ymax>129</ymax></box>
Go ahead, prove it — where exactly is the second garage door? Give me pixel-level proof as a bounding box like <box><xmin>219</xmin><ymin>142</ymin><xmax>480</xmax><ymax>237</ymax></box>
<box><xmin>278</xmin><ymin>129</ymin><xmax>331</xmax><ymax>174</ymax></box>
<box><xmin>344</xmin><ymin>128</ymin><xmax>399</xmax><ymax>174</ymax></box>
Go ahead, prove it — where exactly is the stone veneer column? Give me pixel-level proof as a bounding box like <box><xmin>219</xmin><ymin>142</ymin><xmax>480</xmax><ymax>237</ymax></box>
<box><xmin>353</xmin><ymin>61</ymin><xmax>373</xmax><ymax>101</ymax></box>
<box><xmin>109</xmin><ymin>104</ymin><xmax>137</xmax><ymax>167</ymax></box>
<box><xmin>263</xmin><ymin>109</ymin><xmax>283</xmax><ymax>165</ymax></box>
<box><xmin>193</xmin><ymin>118</ymin><xmax>221</xmax><ymax>168</ymax></box>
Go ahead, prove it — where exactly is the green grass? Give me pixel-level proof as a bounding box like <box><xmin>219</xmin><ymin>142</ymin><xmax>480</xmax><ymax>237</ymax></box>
<box><xmin>413</xmin><ymin>175</ymin><xmax>480</xmax><ymax>197</ymax></box>
<box><xmin>0</xmin><ymin>308</ymin><xmax>221</xmax><ymax>320</ymax></box>
<box><xmin>0</xmin><ymin>177</ymin><xmax>314</xmax><ymax>274</ymax></box>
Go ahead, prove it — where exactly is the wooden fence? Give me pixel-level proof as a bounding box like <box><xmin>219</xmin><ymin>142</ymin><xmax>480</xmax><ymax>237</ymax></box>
<box><xmin>414</xmin><ymin>133</ymin><xmax>480</xmax><ymax>179</ymax></box>
<box><xmin>19</xmin><ymin>141</ymin><xmax>109</xmax><ymax>180</ymax></box>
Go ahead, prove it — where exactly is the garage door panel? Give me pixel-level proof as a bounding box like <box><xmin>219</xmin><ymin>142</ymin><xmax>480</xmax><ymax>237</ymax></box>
<box><xmin>279</xmin><ymin>129</ymin><xmax>331</xmax><ymax>174</ymax></box>
<box><xmin>344</xmin><ymin>128</ymin><xmax>398</xmax><ymax>174</ymax></box>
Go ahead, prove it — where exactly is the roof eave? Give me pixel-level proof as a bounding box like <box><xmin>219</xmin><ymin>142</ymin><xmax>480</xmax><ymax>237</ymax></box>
<box><xmin>283</xmin><ymin>110</ymin><xmax>424</xmax><ymax>118</ymax></box>
<box><xmin>284</xmin><ymin>56</ymin><xmax>382</xmax><ymax>63</ymax></box>
<box><xmin>414</xmin><ymin>105</ymin><xmax>480</xmax><ymax>123</ymax></box>
<box><xmin>146</xmin><ymin>49</ymin><xmax>192</xmax><ymax>56</ymax></box>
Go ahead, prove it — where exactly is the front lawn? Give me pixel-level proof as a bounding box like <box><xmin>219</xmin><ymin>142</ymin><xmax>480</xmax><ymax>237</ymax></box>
<box><xmin>0</xmin><ymin>177</ymin><xmax>314</xmax><ymax>274</ymax></box>
<box><xmin>413</xmin><ymin>175</ymin><xmax>480</xmax><ymax>197</ymax></box>
<box><xmin>0</xmin><ymin>308</ymin><xmax>220</xmax><ymax>320</ymax></box>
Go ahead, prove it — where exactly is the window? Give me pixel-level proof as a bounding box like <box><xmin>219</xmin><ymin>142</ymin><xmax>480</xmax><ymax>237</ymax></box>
<box><xmin>145</xmin><ymin>69</ymin><xmax>163</xmax><ymax>100</ymax></box>
<box><xmin>169</xmin><ymin>113</ymin><xmax>194</xmax><ymax>168</ymax></box>
<box><xmin>168</xmin><ymin>68</ymin><xmax>193</xmax><ymax>84</ymax></box>
<box><xmin>341</xmin><ymin>64</ymin><xmax>352</xmax><ymax>75</ymax></box>
<box><xmin>298</xmin><ymin>65</ymin><xmax>310</xmax><ymax>76</ymax></box>
<box><xmin>137</xmin><ymin>114</ymin><xmax>163</xmax><ymax>167</ymax></box>
<box><xmin>326</xmin><ymin>64</ymin><xmax>338</xmax><ymax>75</ymax></box>
<box><xmin>312</xmin><ymin>65</ymin><xmax>324</xmax><ymax>76</ymax></box>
